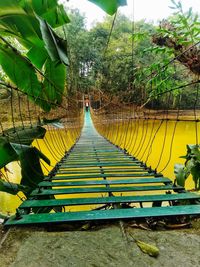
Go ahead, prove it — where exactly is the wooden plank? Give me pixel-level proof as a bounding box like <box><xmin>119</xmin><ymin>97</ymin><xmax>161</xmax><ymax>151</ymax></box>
<box><xmin>30</xmin><ymin>185</ymin><xmax>183</xmax><ymax>196</ymax></box>
<box><xmin>19</xmin><ymin>193</ymin><xmax>200</xmax><ymax>209</ymax></box>
<box><xmin>61</xmin><ymin>159</ymin><xmax>140</xmax><ymax>164</ymax></box>
<box><xmin>39</xmin><ymin>177</ymin><xmax>171</xmax><ymax>187</ymax></box>
<box><xmin>56</xmin><ymin>169</ymin><xmax>149</xmax><ymax>174</ymax></box>
<box><xmin>5</xmin><ymin>205</ymin><xmax>200</xmax><ymax>226</ymax></box>
<box><xmin>49</xmin><ymin>168</ymin><xmax>152</xmax><ymax>175</ymax></box>
<box><xmin>52</xmin><ymin>173</ymin><xmax>155</xmax><ymax>180</ymax></box>
<box><xmin>60</xmin><ymin>163</ymin><xmax>141</xmax><ymax>168</ymax></box>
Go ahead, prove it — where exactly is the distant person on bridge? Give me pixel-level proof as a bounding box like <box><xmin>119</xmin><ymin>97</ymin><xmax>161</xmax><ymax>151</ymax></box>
<box><xmin>85</xmin><ymin>99</ymin><xmax>89</xmax><ymax>112</ymax></box>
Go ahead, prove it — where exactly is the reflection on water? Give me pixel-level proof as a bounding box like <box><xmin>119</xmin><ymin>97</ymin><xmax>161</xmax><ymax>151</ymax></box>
<box><xmin>0</xmin><ymin>119</ymin><xmax>199</xmax><ymax>214</ymax></box>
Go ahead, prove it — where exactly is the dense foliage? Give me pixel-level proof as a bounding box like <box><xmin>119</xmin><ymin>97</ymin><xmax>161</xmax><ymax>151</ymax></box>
<box><xmin>59</xmin><ymin>1</ymin><xmax>199</xmax><ymax>109</ymax></box>
<box><xmin>0</xmin><ymin>0</ymin><xmax>127</xmax><ymax>207</ymax></box>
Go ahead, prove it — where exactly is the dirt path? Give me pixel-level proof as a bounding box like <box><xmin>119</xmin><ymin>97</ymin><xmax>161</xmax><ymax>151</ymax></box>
<box><xmin>1</xmin><ymin>220</ymin><xmax>200</xmax><ymax>267</ymax></box>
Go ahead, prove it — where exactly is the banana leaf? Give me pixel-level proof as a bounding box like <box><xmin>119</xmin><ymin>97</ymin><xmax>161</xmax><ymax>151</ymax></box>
<box><xmin>19</xmin><ymin>146</ymin><xmax>50</xmax><ymax>194</ymax></box>
<box><xmin>0</xmin><ymin>44</ymin><xmax>42</xmax><ymax>97</ymax></box>
<box><xmin>3</xmin><ymin>126</ymin><xmax>46</xmax><ymax>145</ymax></box>
<box><xmin>0</xmin><ymin>178</ymin><xmax>28</xmax><ymax>195</ymax></box>
<box><xmin>0</xmin><ymin>0</ymin><xmax>26</xmax><ymax>17</ymax></box>
<box><xmin>0</xmin><ymin>138</ymin><xmax>18</xmax><ymax>168</ymax></box>
<box><xmin>18</xmin><ymin>146</ymin><xmax>62</xmax><ymax>213</ymax></box>
<box><xmin>33</xmin><ymin>92</ymin><xmax>52</xmax><ymax>112</ymax></box>
<box><xmin>43</xmin><ymin>58</ymin><xmax>66</xmax><ymax>104</ymax></box>
<box><xmin>37</xmin><ymin>16</ymin><xmax>69</xmax><ymax>66</ymax></box>
<box><xmin>27</xmin><ymin>45</ymin><xmax>48</xmax><ymax>69</ymax></box>
<box><xmin>0</xmin><ymin>126</ymin><xmax>46</xmax><ymax>168</ymax></box>
<box><xmin>0</xmin><ymin>14</ymin><xmax>42</xmax><ymax>47</ymax></box>
<box><xmin>31</xmin><ymin>0</ymin><xmax>70</xmax><ymax>28</ymax></box>
<box><xmin>88</xmin><ymin>0</ymin><xmax>127</xmax><ymax>15</ymax></box>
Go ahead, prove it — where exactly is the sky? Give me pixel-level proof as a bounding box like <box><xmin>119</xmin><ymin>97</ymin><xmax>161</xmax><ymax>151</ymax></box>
<box><xmin>60</xmin><ymin>0</ymin><xmax>200</xmax><ymax>28</ymax></box>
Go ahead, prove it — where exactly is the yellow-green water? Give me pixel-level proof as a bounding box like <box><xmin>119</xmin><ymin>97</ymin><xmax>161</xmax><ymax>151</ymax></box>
<box><xmin>95</xmin><ymin>119</ymin><xmax>200</xmax><ymax>190</ymax></box>
<box><xmin>0</xmin><ymin>128</ymin><xmax>78</xmax><ymax>214</ymax></box>
<box><xmin>0</xmin><ymin>119</ymin><xmax>199</xmax><ymax>214</ymax></box>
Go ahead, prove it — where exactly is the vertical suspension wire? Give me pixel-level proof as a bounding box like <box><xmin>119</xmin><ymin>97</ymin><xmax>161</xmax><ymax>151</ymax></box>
<box><xmin>26</xmin><ymin>95</ymin><xmax>33</xmax><ymax>128</ymax></box>
<box><xmin>193</xmin><ymin>78</ymin><xmax>199</xmax><ymax>145</ymax></box>
<box><xmin>123</xmin><ymin>105</ymin><xmax>132</xmax><ymax>149</ymax></box>
<box><xmin>0</xmin><ymin>86</ymin><xmax>26</xmax><ymax>202</ymax></box>
<box><xmin>129</xmin><ymin>106</ymin><xmax>140</xmax><ymax>155</ymax></box>
<box><xmin>144</xmin><ymin>68</ymin><xmax>165</xmax><ymax>165</ymax></box>
<box><xmin>10</xmin><ymin>88</ymin><xmax>16</xmax><ymax>132</ymax></box>
<box><xmin>120</xmin><ymin>103</ymin><xmax>132</xmax><ymax>149</ymax></box>
<box><xmin>154</xmin><ymin>91</ymin><xmax>171</xmax><ymax>171</ymax></box>
<box><xmin>30</xmin><ymin>76</ymin><xmax>52</xmax><ymax>174</ymax></box>
<box><xmin>126</xmin><ymin>104</ymin><xmax>137</xmax><ymax>151</ymax></box>
<box><xmin>6</xmin><ymin>87</ymin><xmax>30</xmax><ymax>201</ymax></box>
<box><xmin>140</xmin><ymin>114</ymin><xmax>156</xmax><ymax>161</ymax></box>
<box><xmin>115</xmin><ymin>106</ymin><xmax>123</xmax><ymax>146</ymax></box>
<box><xmin>17</xmin><ymin>90</ymin><xmax>25</xmax><ymax>129</ymax></box>
<box><xmin>46</xmin><ymin>124</ymin><xmax>65</xmax><ymax>157</ymax></box>
<box><xmin>142</xmin><ymin>63</ymin><xmax>165</xmax><ymax>167</ymax></box>
<box><xmin>10</xmin><ymin>65</ymin><xmax>37</xmax><ymax>190</ymax></box>
<box><xmin>160</xmin><ymin>91</ymin><xmax>181</xmax><ymax>173</ymax></box>
<box><xmin>135</xmin><ymin>104</ymin><xmax>151</xmax><ymax>158</ymax></box>
<box><xmin>144</xmin><ymin>118</ymin><xmax>164</xmax><ymax>166</ymax></box>
<box><xmin>118</xmin><ymin>106</ymin><xmax>124</xmax><ymax>147</ymax></box>
<box><xmin>133</xmin><ymin>111</ymin><xmax>146</xmax><ymax>156</ymax></box>
<box><xmin>24</xmin><ymin>75</ymin><xmax>49</xmax><ymax>177</ymax></box>
<box><xmin>139</xmin><ymin>68</ymin><xmax>156</xmax><ymax>160</ymax></box>
<box><xmin>0</xmin><ymin>121</ymin><xmax>4</xmax><ymax>135</ymax></box>
<box><xmin>48</xmin><ymin>119</ymin><xmax>66</xmax><ymax>154</ymax></box>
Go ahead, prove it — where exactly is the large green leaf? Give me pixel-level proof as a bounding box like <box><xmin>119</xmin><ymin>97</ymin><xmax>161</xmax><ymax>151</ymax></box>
<box><xmin>37</xmin><ymin>16</ymin><xmax>69</xmax><ymax>66</ymax></box>
<box><xmin>43</xmin><ymin>58</ymin><xmax>66</xmax><ymax>103</ymax></box>
<box><xmin>0</xmin><ymin>45</ymin><xmax>54</xmax><ymax>111</ymax></box>
<box><xmin>174</xmin><ymin>163</ymin><xmax>187</xmax><ymax>187</ymax></box>
<box><xmin>31</xmin><ymin>0</ymin><xmax>70</xmax><ymax>28</ymax></box>
<box><xmin>88</xmin><ymin>0</ymin><xmax>127</xmax><ymax>15</ymax></box>
<box><xmin>19</xmin><ymin>146</ymin><xmax>50</xmax><ymax>193</ymax></box>
<box><xmin>3</xmin><ymin>126</ymin><xmax>46</xmax><ymax>145</ymax></box>
<box><xmin>0</xmin><ymin>0</ymin><xmax>26</xmax><ymax>17</ymax></box>
<box><xmin>0</xmin><ymin>44</ymin><xmax>41</xmax><ymax>96</ymax></box>
<box><xmin>0</xmin><ymin>138</ymin><xmax>18</xmax><ymax>169</ymax></box>
<box><xmin>33</xmin><ymin>91</ymin><xmax>52</xmax><ymax>112</ymax></box>
<box><xmin>187</xmin><ymin>159</ymin><xmax>200</xmax><ymax>190</ymax></box>
<box><xmin>18</xmin><ymin>145</ymin><xmax>61</xmax><ymax>213</ymax></box>
<box><xmin>0</xmin><ymin>1</ymin><xmax>69</xmax><ymax>111</ymax></box>
<box><xmin>0</xmin><ymin>178</ymin><xmax>27</xmax><ymax>195</ymax></box>
<box><xmin>0</xmin><ymin>0</ymin><xmax>69</xmax><ymax>44</ymax></box>
<box><xmin>0</xmin><ymin>126</ymin><xmax>46</xmax><ymax>169</ymax></box>
<box><xmin>27</xmin><ymin>45</ymin><xmax>48</xmax><ymax>69</ymax></box>
<box><xmin>0</xmin><ymin>14</ymin><xmax>42</xmax><ymax>47</ymax></box>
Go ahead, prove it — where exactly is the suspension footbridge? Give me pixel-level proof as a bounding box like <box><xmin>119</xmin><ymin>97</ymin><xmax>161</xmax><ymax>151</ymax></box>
<box><xmin>5</xmin><ymin>110</ymin><xmax>200</xmax><ymax>226</ymax></box>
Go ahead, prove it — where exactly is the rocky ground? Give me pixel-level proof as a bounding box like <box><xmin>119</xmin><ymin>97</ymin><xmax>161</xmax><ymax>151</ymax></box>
<box><xmin>0</xmin><ymin>219</ymin><xmax>200</xmax><ymax>267</ymax></box>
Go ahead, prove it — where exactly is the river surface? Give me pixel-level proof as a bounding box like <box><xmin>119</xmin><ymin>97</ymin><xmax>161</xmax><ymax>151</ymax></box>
<box><xmin>95</xmin><ymin>119</ymin><xmax>200</xmax><ymax>190</ymax></box>
<box><xmin>0</xmin><ymin>128</ymin><xmax>78</xmax><ymax>214</ymax></box>
<box><xmin>0</xmin><ymin>119</ymin><xmax>199</xmax><ymax>214</ymax></box>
